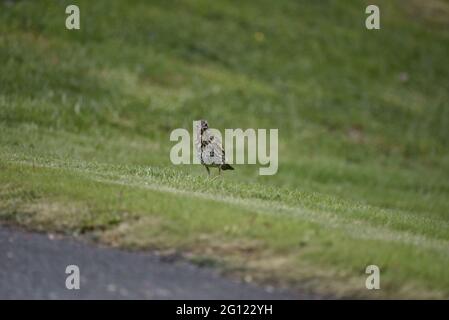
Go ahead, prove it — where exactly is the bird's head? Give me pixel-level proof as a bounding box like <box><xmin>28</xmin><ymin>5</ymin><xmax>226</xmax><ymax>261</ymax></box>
<box><xmin>199</xmin><ymin>120</ymin><xmax>209</xmax><ymax>133</ymax></box>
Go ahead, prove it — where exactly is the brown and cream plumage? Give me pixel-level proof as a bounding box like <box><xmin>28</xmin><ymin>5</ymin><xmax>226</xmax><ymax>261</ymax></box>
<box><xmin>195</xmin><ymin>120</ymin><xmax>234</xmax><ymax>176</ymax></box>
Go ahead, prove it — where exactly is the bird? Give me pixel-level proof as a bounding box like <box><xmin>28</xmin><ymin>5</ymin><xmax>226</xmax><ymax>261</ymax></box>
<box><xmin>195</xmin><ymin>120</ymin><xmax>234</xmax><ymax>177</ymax></box>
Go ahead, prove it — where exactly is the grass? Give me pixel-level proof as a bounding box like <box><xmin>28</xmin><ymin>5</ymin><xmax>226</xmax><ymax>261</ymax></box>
<box><xmin>1</xmin><ymin>0</ymin><xmax>449</xmax><ymax>298</ymax></box>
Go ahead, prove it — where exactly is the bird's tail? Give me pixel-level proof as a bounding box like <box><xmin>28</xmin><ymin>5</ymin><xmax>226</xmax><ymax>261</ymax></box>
<box><xmin>221</xmin><ymin>164</ymin><xmax>234</xmax><ymax>170</ymax></box>
<box><xmin>221</xmin><ymin>163</ymin><xmax>234</xmax><ymax>170</ymax></box>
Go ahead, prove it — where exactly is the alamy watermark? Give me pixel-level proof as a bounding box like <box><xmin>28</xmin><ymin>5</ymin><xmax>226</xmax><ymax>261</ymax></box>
<box><xmin>64</xmin><ymin>4</ymin><xmax>379</xmax><ymax>31</ymax></box>
<box><xmin>170</xmin><ymin>121</ymin><xmax>279</xmax><ymax>175</ymax></box>
<box><xmin>65</xmin><ymin>5</ymin><xmax>80</xmax><ymax>30</ymax></box>
<box><xmin>65</xmin><ymin>264</ymin><xmax>80</xmax><ymax>290</ymax></box>
<box><xmin>365</xmin><ymin>265</ymin><xmax>380</xmax><ymax>290</ymax></box>
<box><xmin>365</xmin><ymin>5</ymin><xmax>380</xmax><ymax>30</ymax></box>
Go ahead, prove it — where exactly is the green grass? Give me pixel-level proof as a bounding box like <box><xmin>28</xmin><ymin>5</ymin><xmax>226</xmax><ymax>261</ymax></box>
<box><xmin>1</xmin><ymin>0</ymin><xmax>449</xmax><ymax>298</ymax></box>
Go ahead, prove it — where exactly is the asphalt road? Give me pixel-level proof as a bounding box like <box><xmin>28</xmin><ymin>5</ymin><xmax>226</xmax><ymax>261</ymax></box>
<box><xmin>0</xmin><ymin>225</ymin><xmax>302</xmax><ymax>300</ymax></box>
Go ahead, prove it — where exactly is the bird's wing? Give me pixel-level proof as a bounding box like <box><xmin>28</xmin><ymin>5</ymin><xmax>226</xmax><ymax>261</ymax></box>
<box><xmin>202</xmin><ymin>131</ymin><xmax>226</xmax><ymax>164</ymax></box>
<box><xmin>211</xmin><ymin>137</ymin><xmax>226</xmax><ymax>163</ymax></box>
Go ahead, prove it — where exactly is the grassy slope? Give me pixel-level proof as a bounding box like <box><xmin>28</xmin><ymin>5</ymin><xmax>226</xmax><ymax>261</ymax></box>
<box><xmin>1</xmin><ymin>0</ymin><xmax>449</xmax><ymax>298</ymax></box>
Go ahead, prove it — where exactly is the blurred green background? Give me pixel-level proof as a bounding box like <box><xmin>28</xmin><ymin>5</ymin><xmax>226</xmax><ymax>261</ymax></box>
<box><xmin>1</xmin><ymin>0</ymin><xmax>449</xmax><ymax>298</ymax></box>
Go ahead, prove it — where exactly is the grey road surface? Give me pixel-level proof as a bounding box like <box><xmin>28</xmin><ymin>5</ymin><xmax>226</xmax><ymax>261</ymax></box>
<box><xmin>0</xmin><ymin>225</ymin><xmax>304</xmax><ymax>299</ymax></box>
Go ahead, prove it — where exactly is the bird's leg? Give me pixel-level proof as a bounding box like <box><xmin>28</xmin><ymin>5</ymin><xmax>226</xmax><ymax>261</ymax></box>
<box><xmin>205</xmin><ymin>166</ymin><xmax>210</xmax><ymax>177</ymax></box>
<box><xmin>210</xmin><ymin>167</ymin><xmax>220</xmax><ymax>181</ymax></box>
